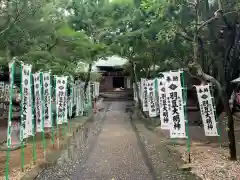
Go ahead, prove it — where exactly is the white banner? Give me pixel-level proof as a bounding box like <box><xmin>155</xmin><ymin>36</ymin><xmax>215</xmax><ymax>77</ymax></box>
<box><xmin>165</xmin><ymin>71</ymin><xmax>186</xmax><ymax>138</ymax></box>
<box><xmin>33</xmin><ymin>72</ymin><xmax>43</xmax><ymax>132</ymax></box>
<box><xmin>147</xmin><ymin>79</ymin><xmax>157</xmax><ymax>117</ymax></box>
<box><xmin>43</xmin><ymin>72</ymin><xmax>52</xmax><ymax>127</ymax></box>
<box><xmin>4</xmin><ymin>83</ymin><xmax>10</xmax><ymax>102</ymax></box>
<box><xmin>196</xmin><ymin>84</ymin><xmax>218</xmax><ymax>136</ymax></box>
<box><xmin>96</xmin><ymin>82</ymin><xmax>100</xmax><ymax>97</ymax></box>
<box><xmin>94</xmin><ymin>82</ymin><xmax>97</xmax><ymax>98</ymax></box>
<box><xmin>80</xmin><ymin>83</ymin><xmax>85</xmax><ymax>115</ymax></box>
<box><xmin>21</xmin><ymin>63</ymin><xmax>33</xmax><ymax>138</ymax></box>
<box><xmin>0</xmin><ymin>81</ymin><xmax>4</xmax><ymax>109</ymax></box>
<box><xmin>63</xmin><ymin>80</ymin><xmax>68</xmax><ymax>123</ymax></box>
<box><xmin>154</xmin><ymin>78</ymin><xmax>159</xmax><ymax>115</ymax></box>
<box><xmin>158</xmin><ymin>74</ymin><xmax>169</xmax><ymax>129</ymax></box>
<box><xmin>55</xmin><ymin>76</ymin><xmax>67</xmax><ymax>124</ymax></box>
<box><xmin>141</xmin><ymin>78</ymin><xmax>148</xmax><ymax>112</ymax></box>
<box><xmin>7</xmin><ymin>62</ymin><xmax>14</xmax><ymax>146</ymax></box>
<box><xmin>69</xmin><ymin>82</ymin><xmax>73</xmax><ymax>117</ymax></box>
<box><xmin>72</xmin><ymin>84</ymin><xmax>76</xmax><ymax>107</ymax></box>
<box><xmin>75</xmin><ymin>81</ymin><xmax>80</xmax><ymax>116</ymax></box>
<box><xmin>4</xmin><ymin>83</ymin><xmax>10</xmax><ymax>110</ymax></box>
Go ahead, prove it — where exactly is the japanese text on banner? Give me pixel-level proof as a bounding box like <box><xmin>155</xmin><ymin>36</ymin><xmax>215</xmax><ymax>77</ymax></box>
<box><xmin>56</xmin><ymin>77</ymin><xmax>67</xmax><ymax>124</ymax></box>
<box><xmin>33</xmin><ymin>72</ymin><xmax>43</xmax><ymax>132</ymax></box>
<box><xmin>43</xmin><ymin>73</ymin><xmax>52</xmax><ymax>127</ymax></box>
<box><xmin>196</xmin><ymin>84</ymin><xmax>218</xmax><ymax>136</ymax></box>
<box><xmin>158</xmin><ymin>74</ymin><xmax>169</xmax><ymax>130</ymax></box>
<box><xmin>21</xmin><ymin>63</ymin><xmax>33</xmax><ymax>138</ymax></box>
<box><xmin>141</xmin><ymin>78</ymin><xmax>148</xmax><ymax>112</ymax></box>
<box><xmin>165</xmin><ymin>71</ymin><xmax>186</xmax><ymax>138</ymax></box>
<box><xmin>147</xmin><ymin>79</ymin><xmax>157</xmax><ymax>117</ymax></box>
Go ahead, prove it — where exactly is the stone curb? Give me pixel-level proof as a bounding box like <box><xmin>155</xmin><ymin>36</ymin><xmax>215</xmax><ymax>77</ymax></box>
<box><xmin>20</xmin><ymin>113</ymin><xmax>93</xmax><ymax>180</ymax></box>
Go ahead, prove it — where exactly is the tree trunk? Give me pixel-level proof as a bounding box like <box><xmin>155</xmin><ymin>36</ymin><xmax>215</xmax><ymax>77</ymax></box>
<box><xmin>190</xmin><ymin>0</ymin><xmax>237</xmax><ymax>160</ymax></box>
<box><xmin>130</xmin><ymin>60</ymin><xmax>148</xmax><ymax>117</ymax></box>
<box><xmin>191</xmin><ymin>65</ymin><xmax>237</xmax><ymax>160</ymax></box>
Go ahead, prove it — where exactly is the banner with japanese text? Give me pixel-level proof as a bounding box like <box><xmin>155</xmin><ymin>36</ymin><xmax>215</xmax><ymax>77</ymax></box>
<box><xmin>4</xmin><ymin>83</ymin><xmax>10</xmax><ymax>110</ymax></box>
<box><xmin>196</xmin><ymin>84</ymin><xmax>218</xmax><ymax>136</ymax></box>
<box><xmin>72</xmin><ymin>84</ymin><xmax>76</xmax><ymax>107</ymax></box>
<box><xmin>75</xmin><ymin>81</ymin><xmax>80</xmax><ymax>116</ymax></box>
<box><xmin>43</xmin><ymin>72</ymin><xmax>52</xmax><ymax>127</ymax></box>
<box><xmin>63</xmin><ymin>77</ymin><xmax>68</xmax><ymax>123</ymax></box>
<box><xmin>21</xmin><ymin>63</ymin><xmax>33</xmax><ymax>138</ymax></box>
<box><xmin>69</xmin><ymin>81</ymin><xmax>73</xmax><ymax>117</ymax></box>
<box><xmin>154</xmin><ymin>78</ymin><xmax>159</xmax><ymax>115</ymax></box>
<box><xmin>147</xmin><ymin>79</ymin><xmax>157</xmax><ymax>117</ymax></box>
<box><xmin>165</xmin><ymin>71</ymin><xmax>186</xmax><ymax>138</ymax></box>
<box><xmin>55</xmin><ymin>76</ymin><xmax>67</xmax><ymax>124</ymax></box>
<box><xmin>0</xmin><ymin>81</ymin><xmax>4</xmax><ymax>109</ymax></box>
<box><xmin>158</xmin><ymin>73</ymin><xmax>169</xmax><ymax>129</ymax></box>
<box><xmin>33</xmin><ymin>72</ymin><xmax>43</xmax><ymax>132</ymax></box>
<box><xmin>141</xmin><ymin>78</ymin><xmax>148</xmax><ymax>112</ymax></box>
<box><xmin>80</xmin><ymin>83</ymin><xmax>85</xmax><ymax>114</ymax></box>
<box><xmin>7</xmin><ymin>62</ymin><xmax>14</xmax><ymax>147</ymax></box>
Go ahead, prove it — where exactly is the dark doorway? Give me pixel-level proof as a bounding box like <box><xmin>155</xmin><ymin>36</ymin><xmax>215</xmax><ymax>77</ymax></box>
<box><xmin>113</xmin><ymin>76</ymin><xmax>124</xmax><ymax>88</ymax></box>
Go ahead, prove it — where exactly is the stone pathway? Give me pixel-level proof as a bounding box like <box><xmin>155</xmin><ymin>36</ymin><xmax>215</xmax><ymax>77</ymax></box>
<box><xmin>36</xmin><ymin>101</ymin><xmax>201</xmax><ymax>180</ymax></box>
<box><xmin>72</xmin><ymin>101</ymin><xmax>153</xmax><ymax>180</ymax></box>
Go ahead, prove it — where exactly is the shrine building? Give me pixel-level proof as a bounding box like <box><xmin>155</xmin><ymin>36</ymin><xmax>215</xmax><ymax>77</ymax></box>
<box><xmin>92</xmin><ymin>56</ymin><xmax>131</xmax><ymax>92</ymax></box>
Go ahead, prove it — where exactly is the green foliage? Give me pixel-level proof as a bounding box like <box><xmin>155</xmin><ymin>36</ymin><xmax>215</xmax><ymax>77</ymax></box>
<box><xmin>0</xmin><ymin>0</ymin><xmax>107</xmax><ymax>77</ymax></box>
<box><xmin>0</xmin><ymin>0</ymin><xmax>239</xmax><ymax>88</ymax></box>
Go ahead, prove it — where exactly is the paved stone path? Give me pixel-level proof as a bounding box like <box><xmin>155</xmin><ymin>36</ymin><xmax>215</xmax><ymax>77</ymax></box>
<box><xmin>72</xmin><ymin>101</ymin><xmax>153</xmax><ymax>180</ymax></box>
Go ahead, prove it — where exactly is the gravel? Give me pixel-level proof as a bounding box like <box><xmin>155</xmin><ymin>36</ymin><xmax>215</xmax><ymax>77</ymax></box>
<box><xmin>176</xmin><ymin>144</ymin><xmax>240</xmax><ymax>180</ymax></box>
<box><xmin>132</xmin><ymin>121</ymin><xmax>201</xmax><ymax>180</ymax></box>
<box><xmin>35</xmin><ymin>103</ymin><xmax>108</xmax><ymax>180</ymax></box>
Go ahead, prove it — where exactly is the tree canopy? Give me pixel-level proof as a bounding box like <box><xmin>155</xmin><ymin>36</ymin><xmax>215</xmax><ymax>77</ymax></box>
<box><xmin>1</xmin><ymin>0</ymin><xmax>240</xmax><ymax>94</ymax></box>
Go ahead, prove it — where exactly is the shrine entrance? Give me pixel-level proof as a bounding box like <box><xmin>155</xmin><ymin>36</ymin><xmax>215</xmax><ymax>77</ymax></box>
<box><xmin>113</xmin><ymin>76</ymin><xmax>124</xmax><ymax>88</ymax></box>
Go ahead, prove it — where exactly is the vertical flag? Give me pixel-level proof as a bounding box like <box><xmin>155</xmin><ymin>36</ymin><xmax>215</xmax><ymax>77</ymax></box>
<box><xmin>7</xmin><ymin>62</ymin><xmax>15</xmax><ymax>147</ymax></box>
<box><xmin>0</xmin><ymin>81</ymin><xmax>4</xmax><ymax>109</ymax></box>
<box><xmin>33</xmin><ymin>72</ymin><xmax>43</xmax><ymax>132</ymax></box>
<box><xmin>75</xmin><ymin>81</ymin><xmax>80</xmax><ymax>116</ymax></box>
<box><xmin>141</xmin><ymin>78</ymin><xmax>148</xmax><ymax>112</ymax></box>
<box><xmin>158</xmin><ymin>73</ymin><xmax>169</xmax><ymax>130</ymax></box>
<box><xmin>165</xmin><ymin>71</ymin><xmax>186</xmax><ymax>138</ymax></box>
<box><xmin>63</xmin><ymin>77</ymin><xmax>68</xmax><ymax>123</ymax></box>
<box><xmin>147</xmin><ymin>79</ymin><xmax>157</xmax><ymax>117</ymax></box>
<box><xmin>21</xmin><ymin>63</ymin><xmax>33</xmax><ymax>138</ymax></box>
<box><xmin>55</xmin><ymin>76</ymin><xmax>67</xmax><ymax>124</ymax></box>
<box><xmin>43</xmin><ymin>72</ymin><xmax>52</xmax><ymax>128</ymax></box>
<box><xmin>196</xmin><ymin>84</ymin><xmax>218</xmax><ymax>136</ymax></box>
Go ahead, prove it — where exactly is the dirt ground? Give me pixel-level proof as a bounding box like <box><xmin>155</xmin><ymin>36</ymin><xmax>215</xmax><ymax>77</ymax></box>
<box><xmin>0</xmin><ymin>126</ymin><xmax>69</xmax><ymax>180</ymax></box>
<box><xmin>156</xmin><ymin>111</ymin><xmax>240</xmax><ymax>180</ymax></box>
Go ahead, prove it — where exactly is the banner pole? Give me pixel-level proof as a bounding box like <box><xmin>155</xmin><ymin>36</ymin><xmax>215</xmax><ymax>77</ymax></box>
<box><xmin>6</xmin><ymin>62</ymin><xmax>15</xmax><ymax>180</ymax></box>
<box><xmin>30</xmin><ymin>72</ymin><xmax>36</xmax><ymax>164</ymax></box>
<box><xmin>181</xmin><ymin>71</ymin><xmax>191</xmax><ymax>163</ymax></box>
<box><xmin>210</xmin><ymin>85</ymin><xmax>222</xmax><ymax>147</ymax></box>
<box><xmin>40</xmin><ymin>72</ymin><xmax>46</xmax><ymax>160</ymax></box>
<box><xmin>20</xmin><ymin>62</ymin><xmax>25</xmax><ymax>172</ymax></box>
